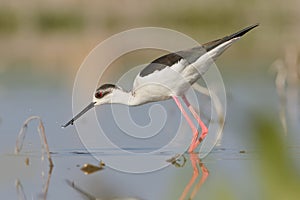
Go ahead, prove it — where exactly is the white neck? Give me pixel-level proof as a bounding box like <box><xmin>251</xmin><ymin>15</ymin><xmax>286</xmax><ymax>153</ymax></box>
<box><xmin>111</xmin><ymin>89</ymin><xmax>137</xmax><ymax>106</ymax></box>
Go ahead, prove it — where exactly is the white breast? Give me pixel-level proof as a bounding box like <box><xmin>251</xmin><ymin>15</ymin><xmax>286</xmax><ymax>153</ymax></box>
<box><xmin>132</xmin><ymin>59</ymin><xmax>192</xmax><ymax>104</ymax></box>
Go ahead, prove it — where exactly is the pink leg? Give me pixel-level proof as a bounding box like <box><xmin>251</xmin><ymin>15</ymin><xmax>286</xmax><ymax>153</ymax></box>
<box><xmin>182</xmin><ymin>95</ymin><xmax>208</xmax><ymax>149</ymax></box>
<box><xmin>172</xmin><ymin>96</ymin><xmax>199</xmax><ymax>153</ymax></box>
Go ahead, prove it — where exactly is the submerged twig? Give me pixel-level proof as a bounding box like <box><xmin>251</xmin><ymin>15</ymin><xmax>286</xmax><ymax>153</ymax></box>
<box><xmin>15</xmin><ymin>180</ymin><xmax>26</xmax><ymax>200</ymax></box>
<box><xmin>40</xmin><ymin>165</ymin><xmax>53</xmax><ymax>200</ymax></box>
<box><xmin>166</xmin><ymin>154</ymin><xmax>187</xmax><ymax>168</ymax></box>
<box><xmin>66</xmin><ymin>180</ymin><xmax>141</xmax><ymax>200</ymax></box>
<box><xmin>15</xmin><ymin>116</ymin><xmax>54</xmax><ymax>167</ymax></box>
<box><xmin>15</xmin><ymin>116</ymin><xmax>54</xmax><ymax>200</ymax></box>
<box><xmin>66</xmin><ymin>180</ymin><xmax>96</xmax><ymax>200</ymax></box>
<box><xmin>15</xmin><ymin>165</ymin><xmax>53</xmax><ymax>200</ymax></box>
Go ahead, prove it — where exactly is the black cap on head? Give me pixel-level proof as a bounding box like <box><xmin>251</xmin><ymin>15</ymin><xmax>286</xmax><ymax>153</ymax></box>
<box><xmin>96</xmin><ymin>83</ymin><xmax>119</xmax><ymax>91</ymax></box>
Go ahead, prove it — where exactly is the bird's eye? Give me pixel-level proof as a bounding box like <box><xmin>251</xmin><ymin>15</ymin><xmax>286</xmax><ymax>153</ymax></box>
<box><xmin>95</xmin><ymin>91</ymin><xmax>103</xmax><ymax>98</ymax></box>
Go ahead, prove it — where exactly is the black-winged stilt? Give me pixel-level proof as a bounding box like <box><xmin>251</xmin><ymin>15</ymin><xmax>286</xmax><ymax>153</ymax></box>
<box><xmin>63</xmin><ymin>24</ymin><xmax>258</xmax><ymax>153</ymax></box>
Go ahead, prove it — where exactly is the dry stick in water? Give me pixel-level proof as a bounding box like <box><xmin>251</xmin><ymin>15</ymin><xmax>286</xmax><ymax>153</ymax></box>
<box><xmin>15</xmin><ymin>167</ymin><xmax>53</xmax><ymax>200</ymax></box>
<box><xmin>15</xmin><ymin>116</ymin><xmax>54</xmax><ymax>167</ymax></box>
<box><xmin>66</xmin><ymin>180</ymin><xmax>97</xmax><ymax>200</ymax></box>
<box><xmin>15</xmin><ymin>180</ymin><xmax>26</xmax><ymax>200</ymax></box>
<box><xmin>270</xmin><ymin>46</ymin><xmax>300</xmax><ymax>135</ymax></box>
<box><xmin>271</xmin><ymin>59</ymin><xmax>288</xmax><ymax>135</ymax></box>
<box><xmin>40</xmin><ymin>166</ymin><xmax>53</xmax><ymax>200</ymax></box>
<box><xmin>15</xmin><ymin>116</ymin><xmax>54</xmax><ymax>200</ymax></box>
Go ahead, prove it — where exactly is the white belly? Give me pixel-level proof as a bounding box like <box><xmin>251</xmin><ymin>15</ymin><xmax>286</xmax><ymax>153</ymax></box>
<box><xmin>132</xmin><ymin>69</ymin><xmax>199</xmax><ymax>105</ymax></box>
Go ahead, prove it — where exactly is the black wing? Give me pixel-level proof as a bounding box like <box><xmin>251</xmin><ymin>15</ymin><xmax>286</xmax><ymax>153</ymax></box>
<box><xmin>139</xmin><ymin>46</ymin><xmax>211</xmax><ymax>77</ymax></box>
<box><xmin>139</xmin><ymin>24</ymin><xmax>259</xmax><ymax>77</ymax></box>
<box><xmin>139</xmin><ymin>52</ymin><xmax>183</xmax><ymax>77</ymax></box>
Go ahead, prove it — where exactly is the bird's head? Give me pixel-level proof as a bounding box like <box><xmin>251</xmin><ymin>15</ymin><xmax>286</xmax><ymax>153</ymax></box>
<box><xmin>62</xmin><ymin>83</ymin><xmax>125</xmax><ymax>128</ymax></box>
<box><xmin>93</xmin><ymin>83</ymin><xmax>122</xmax><ymax>106</ymax></box>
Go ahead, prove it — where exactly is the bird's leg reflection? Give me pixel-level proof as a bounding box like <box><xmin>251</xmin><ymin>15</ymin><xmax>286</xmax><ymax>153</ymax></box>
<box><xmin>178</xmin><ymin>154</ymin><xmax>209</xmax><ymax>200</ymax></box>
<box><xmin>190</xmin><ymin>160</ymin><xmax>209</xmax><ymax>199</ymax></box>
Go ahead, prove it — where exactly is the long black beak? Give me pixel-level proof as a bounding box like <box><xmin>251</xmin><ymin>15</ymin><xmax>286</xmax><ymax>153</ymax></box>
<box><xmin>62</xmin><ymin>102</ymin><xmax>96</xmax><ymax>128</ymax></box>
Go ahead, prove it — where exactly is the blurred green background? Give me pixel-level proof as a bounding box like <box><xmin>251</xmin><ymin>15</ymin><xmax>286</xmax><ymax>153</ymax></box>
<box><xmin>0</xmin><ymin>0</ymin><xmax>299</xmax><ymax>199</ymax></box>
<box><xmin>0</xmin><ymin>0</ymin><xmax>299</xmax><ymax>80</ymax></box>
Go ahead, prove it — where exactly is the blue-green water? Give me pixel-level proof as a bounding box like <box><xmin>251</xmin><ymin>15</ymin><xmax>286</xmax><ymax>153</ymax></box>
<box><xmin>0</xmin><ymin>70</ymin><xmax>299</xmax><ymax>200</ymax></box>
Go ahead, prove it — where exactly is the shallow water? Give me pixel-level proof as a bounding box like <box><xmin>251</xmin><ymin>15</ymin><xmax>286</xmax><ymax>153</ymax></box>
<box><xmin>0</xmin><ymin>70</ymin><xmax>299</xmax><ymax>200</ymax></box>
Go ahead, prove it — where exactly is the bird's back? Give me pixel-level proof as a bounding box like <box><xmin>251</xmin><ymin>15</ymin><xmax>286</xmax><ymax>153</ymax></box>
<box><xmin>132</xmin><ymin>24</ymin><xmax>258</xmax><ymax>99</ymax></box>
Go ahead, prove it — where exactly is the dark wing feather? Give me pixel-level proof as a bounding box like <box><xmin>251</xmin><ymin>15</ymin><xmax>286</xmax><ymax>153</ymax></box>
<box><xmin>202</xmin><ymin>23</ymin><xmax>259</xmax><ymax>51</ymax></box>
<box><xmin>139</xmin><ymin>48</ymin><xmax>208</xmax><ymax>77</ymax></box>
<box><xmin>139</xmin><ymin>53</ymin><xmax>183</xmax><ymax>77</ymax></box>
<box><xmin>139</xmin><ymin>24</ymin><xmax>259</xmax><ymax>77</ymax></box>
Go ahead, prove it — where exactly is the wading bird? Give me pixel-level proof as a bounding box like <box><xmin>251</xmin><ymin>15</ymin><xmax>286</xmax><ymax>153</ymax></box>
<box><xmin>63</xmin><ymin>24</ymin><xmax>258</xmax><ymax>153</ymax></box>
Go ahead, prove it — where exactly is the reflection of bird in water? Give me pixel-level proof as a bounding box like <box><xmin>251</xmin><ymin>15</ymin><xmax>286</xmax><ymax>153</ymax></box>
<box><xmin>168</xmin><ymin>154</ymin><xmax>209</xmax><ymax>200</ymax></box>
<box><xmin>66</xmin><ymin>180</ymin><xmax>141</xmax><ymax>200</ymax></box>
<box><xmin>63</xmin><ymin>24</ymin><xmax>258</xmax><ymax>152</ymax></box>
